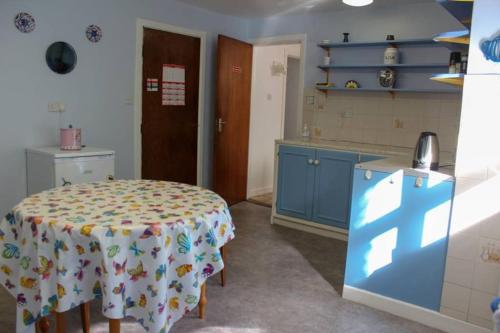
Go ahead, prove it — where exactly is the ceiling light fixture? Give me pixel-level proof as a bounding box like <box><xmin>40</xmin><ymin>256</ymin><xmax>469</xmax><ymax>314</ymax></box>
<box><xmin>342</xmin><ymin>0</ymin><xmax>373</xmax><ymax>7</ymax></box>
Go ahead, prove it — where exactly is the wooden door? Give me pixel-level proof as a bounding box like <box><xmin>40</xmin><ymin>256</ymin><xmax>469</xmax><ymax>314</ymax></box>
<box><xmin>142</xmin><ymin>28</ymin><xmax>200</xmax><ymax>185</ymax></box>
<box><xmin>276</xmin><ymin>145</ymin><xmax>316</xmax><ymax>220</ymax></box>
<box><xmin>213</xmin><ymin>35</ymin><xmax>253</xmax><ymax>205</ymax></box>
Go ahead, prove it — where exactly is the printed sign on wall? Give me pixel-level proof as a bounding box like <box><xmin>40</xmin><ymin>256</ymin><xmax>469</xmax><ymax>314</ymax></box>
<box><xmin>146</xmin><ymin>78</ymin><xmax>158</xmax><ymax>92</ymax></box>
<box><xmin>162</xmin><ymin>64</ymin><xmax>185</xmax><ymax>106</ymax></box>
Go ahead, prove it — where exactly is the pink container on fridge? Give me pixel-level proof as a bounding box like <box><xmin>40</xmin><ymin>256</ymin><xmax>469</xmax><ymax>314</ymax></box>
<box><xmin>60</xmin><ymin>126</ymin><xmax>82</xmax><ymax>150</ymax></box>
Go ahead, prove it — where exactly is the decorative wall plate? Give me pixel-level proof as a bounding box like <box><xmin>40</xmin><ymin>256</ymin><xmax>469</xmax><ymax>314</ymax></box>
<box><xmin>481</xmin><ymin>34</ymin><xmax>500</xmax><ymax>63</ymax></box>
<box><xmin>378</xmin><ymin>68</ymin><xmax>396</xmax><ymax>88</ymax></box>
<box><xmin>85</xmin><ymin>24</ymin><xmax>102</xmax><ymax>43</ymax></box>
<box><xmin>345</xmin><ymin>80</ymin><xmax>360</xmax><ymax>89</ymax></box>
<box><xmin>14</xmin><ymin>12</ymin><xmax>35</xmax><ymax>33</ymax></box>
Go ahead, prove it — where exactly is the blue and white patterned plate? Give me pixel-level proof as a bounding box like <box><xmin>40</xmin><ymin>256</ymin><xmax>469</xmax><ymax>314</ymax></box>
<box><xmin>14</xmin><ymin>12</ymin><xmax>35</xmax><ymax>33</ymax></box>
<box><xmin>85</xmin><ymin>24</ymin><xmax>102</xmax><ymax>43</ymax></box>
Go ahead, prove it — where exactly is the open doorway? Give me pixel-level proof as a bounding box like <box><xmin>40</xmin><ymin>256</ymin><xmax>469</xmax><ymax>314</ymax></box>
<box><xmin>247</xmin><ymin>35</ymin><xmax>305</xmax><ymax>207</ymax></box>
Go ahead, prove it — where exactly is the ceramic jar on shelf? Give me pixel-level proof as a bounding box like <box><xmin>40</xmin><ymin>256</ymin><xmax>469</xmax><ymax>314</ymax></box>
<box><xmin>384</xmin><ymin>46</ymin><xmax>399</xmax><ymax>65</ymax></box>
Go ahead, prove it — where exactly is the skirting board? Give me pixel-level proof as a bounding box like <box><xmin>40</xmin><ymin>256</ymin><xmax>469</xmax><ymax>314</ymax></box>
<box><xmin>272</xmin><ymin>215</ymin><xmax>348</xmax><ymax>241</ymax></box>
<box><xmin>343</xmin><ymin>286</ymin><xmax>490</xmax><ymax>333</ymax></box>
<box><xmin>247</xmin><ymin>186</ymin><xmax>273</xmax><ymax>198</ymax></box>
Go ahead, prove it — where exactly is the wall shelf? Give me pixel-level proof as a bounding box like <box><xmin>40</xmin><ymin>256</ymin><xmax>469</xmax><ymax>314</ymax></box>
<box><xmin>433</xmin><ymin>30</ymin><xmax>470</xmax><ymax>46</ymax></box>
<box><xmin>318</xmin><ymin>63</ymin><xmax>449</xmax><ymax>70</ymax></box>
<box><xmin>430</xmin><ymin>0</ymin><xmax>472</xmax><ymax>88</ymax></box>
<box><xmin>318</xmin><ymin>38</ymin><xmax>437</xmax><ymax>49</ymax></box>
<box><xmin>430</xmin><ymin>73</ymin><xmax>465</xmax><ymax>87</ymax></box>
<box><xmin>315</xmin><ymin>86</ymin><xmax>461</xmax><ymax>94</ymax></box>
<box><xmin>317</xmin><ymin>36</ymin><xmax>456</xmax><ymax>94</ymax></box>
<box><xmin>436</xmin><ymin>0</ymin><xmax>474</xmax><ymax>29</ymax></box>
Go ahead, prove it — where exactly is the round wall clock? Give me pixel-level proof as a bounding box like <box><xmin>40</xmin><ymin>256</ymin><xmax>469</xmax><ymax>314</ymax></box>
<box><xmin>85</xmin><ymin>24</ymin><xmax>102</xmax><ymax>43</ymax></box>
<box><xmin>14</xmin><ymin>12</ymin><xmax>36</xmax><ymax>33</ymax></box>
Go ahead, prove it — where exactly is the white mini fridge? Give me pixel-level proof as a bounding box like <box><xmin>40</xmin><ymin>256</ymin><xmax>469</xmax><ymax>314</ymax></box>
<box><xmin>26</xmin><ymin>147</ymin><xmax>115</xmax><ymax>196</ymax></box>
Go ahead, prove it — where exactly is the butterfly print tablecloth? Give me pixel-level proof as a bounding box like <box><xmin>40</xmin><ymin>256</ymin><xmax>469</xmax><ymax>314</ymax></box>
<box><xmin>0</xmin><ymin>180</ymin><xmax>235</xmax><ymax>333</ymax></box>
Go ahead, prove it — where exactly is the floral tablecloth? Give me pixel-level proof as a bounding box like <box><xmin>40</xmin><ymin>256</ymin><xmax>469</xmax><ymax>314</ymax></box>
<box><xmin>0</xmin><ymin>180</ymin><xmax>235</xmax><ymax>333</ymax></box>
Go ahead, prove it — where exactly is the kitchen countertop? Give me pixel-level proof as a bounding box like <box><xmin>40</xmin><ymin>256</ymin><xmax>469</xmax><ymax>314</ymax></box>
<box><xmin>276</xmin><ymin>138</ymin><xmax>455</xmax><ymax>179</ymax></box>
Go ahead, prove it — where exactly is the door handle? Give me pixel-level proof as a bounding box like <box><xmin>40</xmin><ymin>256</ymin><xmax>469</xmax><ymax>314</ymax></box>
<box><xmin>217</xmin><ymin>118</ymin><xmax>227</xmax><ymax>133</ymax></box>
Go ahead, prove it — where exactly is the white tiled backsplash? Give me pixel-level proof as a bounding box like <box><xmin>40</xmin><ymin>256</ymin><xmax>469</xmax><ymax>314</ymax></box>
<box><xmin>303</xmin><ymin>88</ymin><xmax>462</xmax><ymax>156</ymax></box>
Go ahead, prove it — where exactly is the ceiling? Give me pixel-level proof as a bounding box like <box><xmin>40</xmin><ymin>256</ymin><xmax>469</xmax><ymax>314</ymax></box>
<box><xmin>177</xmin><ymin>0</ymin><xmax>434</xmax><ymax>18</ymax></box>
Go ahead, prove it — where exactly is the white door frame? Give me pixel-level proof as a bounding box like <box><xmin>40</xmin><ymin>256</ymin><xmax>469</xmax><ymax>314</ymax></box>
<box><xmin>250</xmin><ymin>34</ymin><xmax>307</xmax><ymax>138</ymax></box>
<box><xmin>134</xmin><ymin>18</ymin><xmax>206</xmax><ymax>185</ymax></box>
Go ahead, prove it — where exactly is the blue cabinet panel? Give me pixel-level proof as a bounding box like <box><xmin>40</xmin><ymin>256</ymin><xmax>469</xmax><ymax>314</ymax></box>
<box><xmin>276</xmin><ymin>145</ymin><xmax>316</xmax><ymax>220</ymax></box>
<box><xmin>345</xmin><ymin>168</ymin><xmax>454</xmax><ymax>311</ymax></box>
<box><xmin>359</xmin><ymin>154</ymin><xmax>385</xmax><ymax>163</ymax></box>
<box><xmin>312</xmin><ymin>150</ymin><xmax>358</xmax><ymax>228</ymax></box>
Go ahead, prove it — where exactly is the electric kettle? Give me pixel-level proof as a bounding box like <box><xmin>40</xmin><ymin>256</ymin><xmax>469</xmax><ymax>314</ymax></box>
<box><xmin>412</xmin><ymin>132</ymin><xmax>439</xmax><ymax>171</ymax></box>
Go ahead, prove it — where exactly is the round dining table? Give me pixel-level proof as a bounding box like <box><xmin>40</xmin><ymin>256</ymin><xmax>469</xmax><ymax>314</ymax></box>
<box><xmin>0</xmin><ymin>180</ymin><xmax>235</xmax><ymax>333</ymax></box>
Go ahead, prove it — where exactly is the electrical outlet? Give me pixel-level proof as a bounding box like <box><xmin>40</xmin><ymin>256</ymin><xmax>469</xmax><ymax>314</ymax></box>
<box><xmin>341</xmin><ymin>110</ymin><xmax>353</xmax><ymax>118</ymax></box>
<box><xmin>48</xmin><ymin>102</ymin><xmax>65</xmax><ymax>112</ymax></box>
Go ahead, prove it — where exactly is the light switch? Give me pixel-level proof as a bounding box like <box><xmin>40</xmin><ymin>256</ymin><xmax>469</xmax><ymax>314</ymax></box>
<box><xmin>48</xmin><ymin>102</ymin><xmax>65</xmax><ymax>112</ymax></box>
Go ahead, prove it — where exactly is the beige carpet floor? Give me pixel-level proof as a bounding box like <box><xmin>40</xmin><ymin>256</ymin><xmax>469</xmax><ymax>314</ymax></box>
<box><xmin>0</xmin><ymin>202</ymin><xmax>443</xmax><ymax>333</ymax></box>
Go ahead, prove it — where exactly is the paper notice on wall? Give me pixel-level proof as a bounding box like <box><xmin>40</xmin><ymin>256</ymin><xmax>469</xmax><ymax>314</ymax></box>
<box><xmin>162</xmin><ymin>64</ymin><xmax>185</xmax><ymax>106</ymax></box>
<box><xmin>146</xmin><ymin>78</ymin><xmax>158</xmax><ymax>92</ymax></box>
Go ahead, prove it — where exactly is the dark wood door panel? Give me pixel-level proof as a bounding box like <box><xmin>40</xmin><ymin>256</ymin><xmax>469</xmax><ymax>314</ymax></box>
<box><xmin>142</xmin><ymin>28</ymin><xmax>200</xmax><ymax>185</ymax></box>
<box><xmin>214</xmin><ymin>35</ymin><xmax>253</xmax><ymax>205</ymax></box>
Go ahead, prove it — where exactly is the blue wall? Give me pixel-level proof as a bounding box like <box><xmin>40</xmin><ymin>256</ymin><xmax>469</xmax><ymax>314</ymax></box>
<box><xmin>0</xmin><ymin>0</ymin><xmax>465</xmax><ymax>217</ymax></box>
<box><xmin>247</xmin><ymin>2</ymin><xmax>463</xmax><ymax>87</ymax></box>
<box><xmin>0</xmin><ymin>0</ymin><xmax>248</xmax><ymax>216</ymax></box>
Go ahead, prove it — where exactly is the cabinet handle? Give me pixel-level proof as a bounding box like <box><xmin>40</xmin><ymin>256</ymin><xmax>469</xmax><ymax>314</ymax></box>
<box><xmin>415</xmin><ymin>177</ymin><xmax>423</xmax><ymax>188</ymax></box>
<box><xmin>314</xmin><ymin>160</ymin><xmax>320</xmax><ymax>166</ymax></box>
<box><xmin>308</xmin><ymin>159</ymin><xmax>314</xmax><ymax>165</ymax></box>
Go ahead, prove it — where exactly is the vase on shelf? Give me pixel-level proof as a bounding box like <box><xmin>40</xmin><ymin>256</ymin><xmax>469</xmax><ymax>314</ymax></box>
<box><xmin>384</xmin><ymin>46</ymin><xmax>399</xmax><ymax>65</ymax></box>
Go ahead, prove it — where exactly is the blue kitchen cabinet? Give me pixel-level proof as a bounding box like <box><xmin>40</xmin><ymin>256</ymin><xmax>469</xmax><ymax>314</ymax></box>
<box><xmin>276</xmin><ymin>145</ymin><xmax>316</xmax><ymax>220</ymax></box>
<box><xmin>312</xmin><ymin>150</ymin><xmax>358</xmax><ymax>228</ymax></box>
<box><xmin>277</xmin><ymin>145</ymin><xmax>369</xmax><ymax>229</ymax></box>
<box><xmin>345</xmin><ymin>168</ymin><xmax>454</xmax><ymax>311</ymax></box>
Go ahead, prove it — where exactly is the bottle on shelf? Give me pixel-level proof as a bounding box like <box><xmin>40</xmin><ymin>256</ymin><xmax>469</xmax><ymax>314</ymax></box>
<box><xmin>449</xmin><ymin>52</ymin><xmax>461</xmax><ymax>74</ymax></box>
<box><xmin>460</xmin><ymin>54</ymin><xmax>468</xmax><ymax>74</ymax></box>
<box><xmin>302</xmin><ymin>123</ymin><xmax>310</xmax><ymax>139</ymax></box>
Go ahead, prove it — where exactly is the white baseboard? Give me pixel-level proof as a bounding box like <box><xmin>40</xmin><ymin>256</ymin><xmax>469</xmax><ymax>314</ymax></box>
<box><xmin>272</xmin><ymin>215</ymin><xmax>348</xmax><ymax>241</ymax></box>
<box><xmin>343</xmin><ymin>286</ymin><xmax>491</xmax><ymax>333</ymax></box>
<box><xmin>247</xmin><ymin>186</ymin><xmax>273</xmax><ymax>198</ymax></box>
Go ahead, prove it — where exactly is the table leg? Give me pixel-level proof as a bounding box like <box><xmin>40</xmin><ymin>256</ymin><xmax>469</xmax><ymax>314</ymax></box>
<box><xmin>109</xmin><ymin>318</ymin><xmax>121</xmax><ymax>333</ymax></box>
<box><xmin>80</xmin><ymin>302</ymin><xmax>90</xmax><ymax>333</ymax></box>
<box><xmin>220</xmin><ymin>246</ymin><xmax>226</xmax><ymax>287</ymax></box>
<box><xmin>55</xmin><ymin>312</ymin><xmax>66</xmax><ymax>333</ymax></box>
<box><xmin>198</xmin><ymin>283</ymin><xmax>207</xmax><ymax>319</ymax></box>
<box><xmin>37</xmin><ymin>317</ymin><xmax>50</xmax><ymax>333</ymax></box>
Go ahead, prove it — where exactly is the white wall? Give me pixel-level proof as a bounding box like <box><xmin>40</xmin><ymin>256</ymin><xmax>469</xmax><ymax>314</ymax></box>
<box><xmin>440</xmin><ymin>1</ymin><xmax>500</xmax><ymax>329</ymax></box>
<box><xmin>0</xmin><ymin>0</ymin><xmax>248</xmax><ymax>216</ymax></box>
<box><xmin>304</xmin><ymin>89</ymin><xmax>461</xmax><ymax>158</ymax></box>
<box><xmin>247</xmin><ymin>44</ymin><xmax>300</xmax><ymax>197</ymax></box>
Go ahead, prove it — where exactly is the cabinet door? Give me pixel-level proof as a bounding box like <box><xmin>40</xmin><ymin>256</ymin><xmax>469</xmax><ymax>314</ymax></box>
<box><xmin>312</xmin><ymin>149</ymin><xmax>357</xmax><ymax>228</ymax></box>
<box><xmin>345</xmin><ymin>169</ymin><xmax>454</xmax><ymax>311</ymax></box>
<box><xmin>276</xmin><ymin>145</ymin><xmax>316</xmax><ymax>220</ymax></box>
